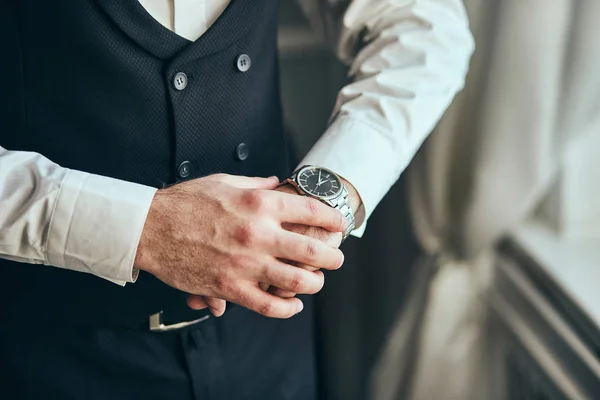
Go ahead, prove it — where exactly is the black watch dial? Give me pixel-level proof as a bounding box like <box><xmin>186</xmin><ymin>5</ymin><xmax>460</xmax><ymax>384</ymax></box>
<box><xmin>297</xmin><ymin>167</ymin><xmax>342</xmax><ymax>199</ymax></box>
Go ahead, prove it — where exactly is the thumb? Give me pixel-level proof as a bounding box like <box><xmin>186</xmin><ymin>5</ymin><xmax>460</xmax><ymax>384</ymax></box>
<box><xmin>187</xmin><ymin>294</ymin><xmax>209</xmax><ymax>310</ymax></box>
<box><xmin>214</xmin><ymin>174</ymin><xmax>280</xmax><ymax>190</ymax></box>
<box><xmin>205</xmin><ymin>297</ymin><xmax>227</xmax><ymax>317</ymax></box>
<box><xmin>186</xmin><ymin>295</ymin><xmax>227</xmax><ymax>317</ymax></box>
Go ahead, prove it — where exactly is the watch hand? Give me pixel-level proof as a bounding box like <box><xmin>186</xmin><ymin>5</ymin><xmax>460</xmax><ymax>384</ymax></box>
<box><xmin>317</xmin><ymin>172</ymin><xmax>328</xmax><ymax>186</ymax></box>
<box><xmin>318</xmin><ymin>170</ymin><xmax>322</xmax><ymax>184</ymax></box>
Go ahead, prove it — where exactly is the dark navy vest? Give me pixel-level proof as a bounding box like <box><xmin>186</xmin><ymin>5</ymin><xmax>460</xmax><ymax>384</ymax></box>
<box><xmin>0</xmin><ymin>0</ymin><xmax>289</xmax><ymax>327</ymax></box>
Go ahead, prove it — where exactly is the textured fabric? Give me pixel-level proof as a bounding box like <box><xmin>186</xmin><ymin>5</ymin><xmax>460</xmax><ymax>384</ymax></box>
<box><xmin>0</xmin><ymin>0</ymin><xmax>286</xmax><ymax>327</ymax></box>
<box><xmin>0</xmin><ymin>297</ymin><xmax>317</xmax><ymax>400</ymax></box>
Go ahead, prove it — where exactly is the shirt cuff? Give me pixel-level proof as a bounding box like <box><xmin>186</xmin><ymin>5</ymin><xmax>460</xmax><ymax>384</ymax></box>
<box><xmin>299</xmin><ymin>115</ymin><xmax>406</xmax><ymax>238</ymax></box>
<box><xmin>46</xmin><ymin>170</ymin><xmax>157</xmax><ymax>286</ymax></box>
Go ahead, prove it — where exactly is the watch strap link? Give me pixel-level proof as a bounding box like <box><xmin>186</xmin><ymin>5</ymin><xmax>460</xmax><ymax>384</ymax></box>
<box><xmin>333</xmin><ymin>186</ymin><xmax>355</xmax><ymax>242</ymax></box>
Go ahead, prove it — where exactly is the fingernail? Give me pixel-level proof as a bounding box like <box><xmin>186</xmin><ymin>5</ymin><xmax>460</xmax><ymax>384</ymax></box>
<box><xmin>339</xmin><ymin>253</ymin><xmax>345</xmax><ymax>269</ymax></box>
<box><xmin>296</xmin><ymin>301</ymin><xmax>304</xmax><ymax>314</ymax></box>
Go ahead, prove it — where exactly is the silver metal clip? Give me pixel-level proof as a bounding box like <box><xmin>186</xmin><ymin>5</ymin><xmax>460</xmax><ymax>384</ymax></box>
<box><xmin>149</xmin><ymin>311</ymin><xmax>210</xmax><ymax>332</ymax></box>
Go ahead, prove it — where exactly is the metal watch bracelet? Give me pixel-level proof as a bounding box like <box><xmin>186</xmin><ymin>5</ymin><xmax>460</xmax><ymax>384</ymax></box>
<box><xmin>333</xmin><ymin>185</ymin><xmax>356</xmax><ymax>242</ymax></box>
<box><xmin>279</xmin><ymin>175</ymin><xmax>356</xmax><ymax>242</ymax></box>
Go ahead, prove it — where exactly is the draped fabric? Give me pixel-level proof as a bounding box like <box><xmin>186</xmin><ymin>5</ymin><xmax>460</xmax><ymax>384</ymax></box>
<box><xmin>366</xmin><ymin>1</ymin><xmax>600</xmax><ymax>399</ymax></box>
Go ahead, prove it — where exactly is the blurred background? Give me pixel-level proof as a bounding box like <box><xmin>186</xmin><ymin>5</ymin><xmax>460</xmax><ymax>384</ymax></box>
<box><xmin>277</xmin><ymin>1</ymin><xmax>600</xmax><ymax>399</ymax></box>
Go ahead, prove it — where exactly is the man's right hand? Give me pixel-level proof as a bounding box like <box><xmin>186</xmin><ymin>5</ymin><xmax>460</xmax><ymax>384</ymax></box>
<box><xmin>134</xmin><ymin>173</ymin><xmax>347</xmax><ymax>319</ymax></box>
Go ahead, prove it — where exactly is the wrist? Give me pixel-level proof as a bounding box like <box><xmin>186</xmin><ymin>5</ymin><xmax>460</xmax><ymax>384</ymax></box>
<box><xmin>133</xmin><ymin>234</ymin><xmax>151</xmax><ymax>274</ymax></box>
<box><xmin>134</xmin><ymin>190</ymin><xmax>165</xmax><ymax>276</ymax></box>
<box><xmin>133</xmin><ymin>224</ymin><xmax>153</xmax><ymax>275</ymax></box>
<box><xmin>280</xmin><ymin>168</ymin><xmax>364</xmax><ymax>232</ymax></box>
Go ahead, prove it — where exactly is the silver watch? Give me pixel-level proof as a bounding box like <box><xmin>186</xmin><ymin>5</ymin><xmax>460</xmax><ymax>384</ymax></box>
<box><xmin>282</xmin><ymin>165</ymin><xmax>356</xmax><ymax>241</ymax></box>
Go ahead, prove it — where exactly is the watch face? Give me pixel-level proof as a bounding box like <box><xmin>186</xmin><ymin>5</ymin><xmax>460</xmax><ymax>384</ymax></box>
<box><xmin>297</xmin><ymin>167</ymin><xmax>342</xmax><ymax>199</ymax></box>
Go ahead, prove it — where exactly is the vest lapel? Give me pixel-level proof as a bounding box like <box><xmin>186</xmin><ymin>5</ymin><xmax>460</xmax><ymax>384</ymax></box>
<box><xmin>94</xmin><ymin>0</ymin><xmax>189</xmax><ymax>59</ymax></box>
<box><xmin>94</xmin><ymin>0</ymin><xmax>273</xmax><ymax>64</ymax></box>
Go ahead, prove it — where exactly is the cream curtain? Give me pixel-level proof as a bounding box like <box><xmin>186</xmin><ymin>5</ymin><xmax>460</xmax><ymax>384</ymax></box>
<box><xmin>369</xmin><ymin>1</ymin><xmax>600</xmax><ymax>399</ymax></box>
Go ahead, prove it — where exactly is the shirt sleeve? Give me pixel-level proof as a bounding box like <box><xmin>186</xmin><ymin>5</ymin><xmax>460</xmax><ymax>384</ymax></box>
<box><xmin>0</xmin><ymin>146</ymin><xmax>157</xmax><ymax>285</ymax></box>
<box><xmin>296</xmin><ymin>0</ymin><xmax>475</xmax><ymax>237</ymax></box>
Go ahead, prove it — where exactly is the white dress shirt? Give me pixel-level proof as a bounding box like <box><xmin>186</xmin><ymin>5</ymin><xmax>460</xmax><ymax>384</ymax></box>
<box><xmin>0</xmin><ymin>0</ymin><xmax>474</xmax><ymax>285</ymax></box>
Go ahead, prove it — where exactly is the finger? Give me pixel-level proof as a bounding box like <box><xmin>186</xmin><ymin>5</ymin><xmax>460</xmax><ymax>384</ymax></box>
<box><xmin>272</xmin><ymin>230</ymin><xmax>345</xmax><ymax>270</ymax></box>
<box><xmin>187</xmin><ymin>295</ymin><xmax>227</xmax><ymax>317</ymax></box>
<box><xmin>268</xmin><ymin>260</ymin><xmax>321</xmax><ymax>298</ymax></box>
<box><xmin>269</xmin><ymin>287</ymin><xmax>296</xmax><ymax>298</ymax></box>
<box><xmin>282</xmin><ymin>223</ymin><xmax>343</xmax><ymax>248</ymax></box>
<box><xmin>267</xmin><ymin>191</ymin><xmax>347</xmax><ymax>232</ymax></box>
<box><xmin>215</xmin><ymin>174</ymin><xmax>280</xmax><ymax>189</ymax></box>
<box><xmin>259</xmin><ymin>260</ymin><xmax>324</xmax><ymax>295</ymax></box>
<box><xmin>187</xmin><ymin>294</ymin><xmax>209</xmax><ymax>310</ymax></box>
<box><xmin>283</xmin><ymin>259</ymin><xmax>319</xmax><ymax>272</ymax></box>
<box><xmin>274</xmin><ymin>225</ymin><xmax>339</xmax><ymax>297</ymax></box>
<box><xmin>231</xmin><ymin>283</ymin><xmax>304</xmax><ymax>319</ymax></box>
<box><xmin>206</xmin><ymin>297</ymin><xmax>227</xmax><ymax>317</ymax></box>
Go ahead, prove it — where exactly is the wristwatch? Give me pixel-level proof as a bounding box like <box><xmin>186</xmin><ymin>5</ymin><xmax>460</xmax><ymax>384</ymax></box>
<box><xmin>281</xmin><ymin>165</ymin><xmax>356</xmax><ymax>242</ymax></box>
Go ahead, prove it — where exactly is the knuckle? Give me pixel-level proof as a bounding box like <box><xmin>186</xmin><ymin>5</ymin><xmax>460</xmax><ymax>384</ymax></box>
<box><xmin>258</xmin><ymin>300</ymin><xmax>274</xmax><ymax>317</ymax></box>
<box><xmin>213</xmin><ymin>275</ymin><xmax>232</xmax><ymax>294</ymax></box>
<box><xmin>288</xmin><ymin>273</ymin><xmax>305</xmax><ymax>293</ymax></box>
<box><xmin>304</xmin><ymin>198</ymin><xmax>321</xmax><ymax>219</ymax></box>
<box><xmin>302</xmin><ymin>242</ymin><xmax>318</xmax><ymax>262</ymax></box>
<box><xmin>233</xmin><ymin>221</ymin><xmax>261</xmax><ymax>247</ymax></box>
<box><xmin>241</xmin><ymin>190</ymin><xmax>267</xmax><ymax>212</ymax></box>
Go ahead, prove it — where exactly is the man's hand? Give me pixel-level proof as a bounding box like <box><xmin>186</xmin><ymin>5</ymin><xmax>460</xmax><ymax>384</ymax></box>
<box><xmin>266</xmin><ymin>223</ymin><xmax>342</xmax><ymax>298</ymax></box>
<box><xmin>262</xmin><ymin>177</ymin><xmax>364</xmax><ymax>298</ymax></box>
<box><xmin>186</xmin><ymin>175</ymin><xmax>364</xmax><ymax>311</ymax></box>
<box><xmin>134</xmin><ymin>173</ymin><xmax>348</xmax><ymax>319</ymax></box>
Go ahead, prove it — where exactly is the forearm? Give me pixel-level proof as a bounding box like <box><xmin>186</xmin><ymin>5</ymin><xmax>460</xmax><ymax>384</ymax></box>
<box><xmin>298</xmin><ymin>0</ymin><xmax>475</xmax><ymax>234</ymax></box>
<box><xmin>0</xmin><ymin>145</ymin><xmax>156</xmax><ymax>284</ymax></box>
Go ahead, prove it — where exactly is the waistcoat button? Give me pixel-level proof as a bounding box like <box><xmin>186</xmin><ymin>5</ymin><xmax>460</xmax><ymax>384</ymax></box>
<box><xmin>236</xmin><ymin>54</ymin><xmax>251</xmax><ymax>72</ymax></box>
<box><xmin>235</xmin><ymin>143</ymin><xmax>249</xmax><ymax>161</ymax></box>
<box><xmin>178</xmin><ymin>161</ymin><xmax>193</xmax><ymax>178</ymax></box>
<box><xmin>173</xmin><ymin>72</ymin><xmax>188</xmax><ymax>91</ymax></box>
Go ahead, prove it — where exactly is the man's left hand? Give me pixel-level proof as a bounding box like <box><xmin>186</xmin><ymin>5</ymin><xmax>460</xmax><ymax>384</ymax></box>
<box><xmin>262</xmin><ymin>177</ymin><xmax>363</xmax><ymax>297</ymax></box>
<box><xmin>188</xmin><ymin>176</ymin><xmax>363</xmax><ymax>310</ymax></box>
<box><xmin>263</xmin><ymin>182</ymin><xmax>350</xmax><ymax>297</ymax></box>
